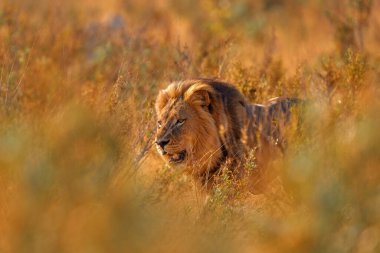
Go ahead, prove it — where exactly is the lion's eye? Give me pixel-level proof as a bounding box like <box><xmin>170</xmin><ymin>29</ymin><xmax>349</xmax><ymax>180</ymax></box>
<box><xmin>157</xmin><ymin>121</ymin><xmax>162</xmax><ymax>128</ymax></box>
<box><xmin>176</xmin><ymin>119</ymin><xmax>186</xmax><ymax>126</ymax></box>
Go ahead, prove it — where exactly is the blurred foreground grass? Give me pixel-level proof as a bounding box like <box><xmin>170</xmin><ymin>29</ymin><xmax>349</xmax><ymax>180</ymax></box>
<box><xmin>0</xmin><ymin>0</ymin><xmax>379</xmax><ymax>252</ymax></box>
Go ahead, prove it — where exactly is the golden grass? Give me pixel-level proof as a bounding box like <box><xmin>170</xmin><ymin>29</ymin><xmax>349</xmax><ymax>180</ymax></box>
<box><xmin>0</xmin><ymin>0</ymin><xmax>379</xmax><ymax>252</ymax></box>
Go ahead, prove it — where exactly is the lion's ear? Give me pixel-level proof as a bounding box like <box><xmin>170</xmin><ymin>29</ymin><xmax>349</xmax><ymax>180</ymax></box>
<box><xmin>184</xmin><ymin>83</ymin><xmax>214</xmax><ymax>108</ymax></box>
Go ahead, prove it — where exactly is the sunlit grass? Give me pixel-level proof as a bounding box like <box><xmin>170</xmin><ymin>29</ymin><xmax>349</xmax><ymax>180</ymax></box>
<box><xmin>0</xmin><ymin>0</ymin><xmax>379</xmax><ymax>252</ymax></box>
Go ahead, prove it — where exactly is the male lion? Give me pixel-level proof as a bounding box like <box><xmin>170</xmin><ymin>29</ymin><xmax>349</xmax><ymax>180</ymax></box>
<box><xmin>155</xmin><ymin>79</ymin><xmax>301</xmax><ymax>186</ymax></box>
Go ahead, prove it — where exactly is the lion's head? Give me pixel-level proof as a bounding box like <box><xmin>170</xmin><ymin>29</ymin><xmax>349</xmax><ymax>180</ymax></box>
<box><xmin>155</xmin><ymin>80</ymin><xmax>224</xmax><ymax>175</ymax></box>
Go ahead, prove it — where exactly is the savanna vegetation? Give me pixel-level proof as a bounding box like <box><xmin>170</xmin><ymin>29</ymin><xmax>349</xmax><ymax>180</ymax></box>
<box><xmin>0</xmin><ymin>0</ymin><xmax>379</xmax><ymax>252</ymax></box>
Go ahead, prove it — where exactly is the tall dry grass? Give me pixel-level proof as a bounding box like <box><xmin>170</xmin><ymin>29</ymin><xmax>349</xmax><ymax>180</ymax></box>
<box><xmin>0</xmin><ymin>0</ymin><xmax>379</xmax><ymax>252</ymax></box>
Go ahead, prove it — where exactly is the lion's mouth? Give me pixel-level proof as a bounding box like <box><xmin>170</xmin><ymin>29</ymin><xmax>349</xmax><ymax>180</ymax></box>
<box><xmin>167</xmin><ymin>150</ymin><xmax>186</xmax><ymax>163</ymax></box>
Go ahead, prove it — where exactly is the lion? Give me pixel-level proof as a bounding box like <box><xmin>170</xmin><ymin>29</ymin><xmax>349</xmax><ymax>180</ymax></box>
<box><xmin>155</xmin><ymin>79</ymin><xmax>301</xmax><ymax>186</ymax></box>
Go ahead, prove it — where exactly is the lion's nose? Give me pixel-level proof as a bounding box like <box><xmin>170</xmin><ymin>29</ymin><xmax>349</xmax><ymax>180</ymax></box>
<box><xmin>156</xmin><ymin>138</ymin><xmax>170</xmax><ymax>149</ymax></box>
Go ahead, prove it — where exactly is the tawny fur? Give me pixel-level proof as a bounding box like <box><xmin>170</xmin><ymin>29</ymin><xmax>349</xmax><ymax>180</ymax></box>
<box><xmin>155</xmin><ymin>79</ymin><xmax>300</xmax><ymax>180</ymax></box>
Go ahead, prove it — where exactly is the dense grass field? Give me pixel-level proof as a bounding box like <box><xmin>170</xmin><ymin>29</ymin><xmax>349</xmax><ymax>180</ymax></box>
<box><xmin>0</xmin><ymin>0</ymin><xmax>379</xmax><ymax>252</ymax></box>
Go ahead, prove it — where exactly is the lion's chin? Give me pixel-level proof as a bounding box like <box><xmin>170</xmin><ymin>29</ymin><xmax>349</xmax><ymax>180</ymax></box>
<box><xmin>166</xmin><ymin>150</ymin><xmax>187</xmax><ymax>164</ymax></box>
